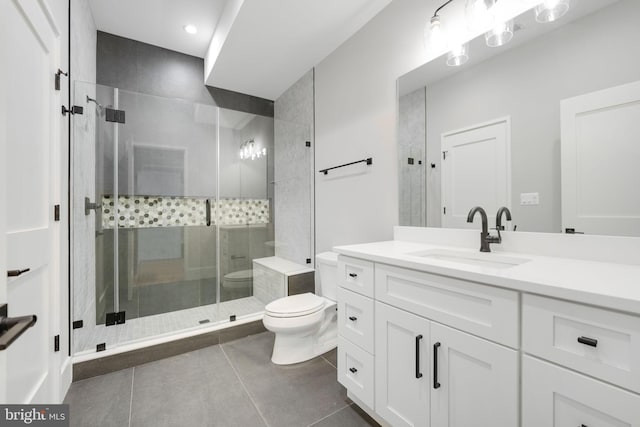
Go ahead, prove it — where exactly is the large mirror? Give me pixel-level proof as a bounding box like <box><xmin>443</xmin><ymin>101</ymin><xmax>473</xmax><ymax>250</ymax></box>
<box><xmin>398</xmin><ymin>0</ymin><xmax>640</xmax><ymax>237</ymax></box>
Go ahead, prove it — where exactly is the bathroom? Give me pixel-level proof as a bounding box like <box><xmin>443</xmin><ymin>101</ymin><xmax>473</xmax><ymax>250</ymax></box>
<box><xmin>1</xmin><ymin>0</ymin><xmax>640</xmax><ymax>426</ymax></box>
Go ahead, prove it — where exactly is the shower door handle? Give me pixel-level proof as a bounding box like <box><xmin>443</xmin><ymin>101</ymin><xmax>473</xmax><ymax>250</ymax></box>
<box><xmin>205</xmin><ymin>199</ymin><xmax>211</xmax><ymax>226</ymax></box>
<box><xmin>85</xmin><ymin>197</ymin><xmax>101</xmax><ymax>215</ymax></box>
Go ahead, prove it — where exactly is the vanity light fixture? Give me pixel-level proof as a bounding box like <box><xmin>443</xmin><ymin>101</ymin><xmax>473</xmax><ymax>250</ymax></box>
<box><xmin>535</xmin><ymin>0</ymin><xmax>570</xmax><ymax>23</ymax></box>
<box><xmin>183</xmin><ymin>24</ymin><xmax>198</xmax><ymax>34</ymax></box>
<box><xmin>446</xmin><ymin>42</ymin><xmax>470</xmax><ymax>66</ymax></box>
<box><xmin>239</xmin><ymin>139</ymin><xmax>266</xmax><ymax>160</ymax></box>
<box><xmin>465</xmin><ymin>0</ymin><xmax>496</xmax><ymax>31</ymax></box>
<box><xmin>485</xmin><ymin>19</ymin><xmax>514</xmax><ymax>47</ymax></box>
<box><xmin>427</xmin><ymin>15</ymin><xmax>447</xmax><ymax>52</ymax></box>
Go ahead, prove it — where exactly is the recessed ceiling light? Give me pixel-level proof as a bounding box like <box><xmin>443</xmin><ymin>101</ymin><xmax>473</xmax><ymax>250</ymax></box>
<box><xmin>183</xmin><ymin>25</ymin><xmax>197</xmax><ymax>35</ymax></box>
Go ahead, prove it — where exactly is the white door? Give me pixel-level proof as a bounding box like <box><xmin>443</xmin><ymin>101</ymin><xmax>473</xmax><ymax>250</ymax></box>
<box><xmin>0</xmin><ymin>0</ymin><xmax>61</xmax><ymax>403</ymax></box>
<box><xmin>441</xmin><ymin>118</ymin><xmax>511</xmax><ymax>229</ymax></box>
<box><xmin>561</xmin><ymin>80</ymin><xmax>640</xmax><ymax>236</ymax></box>
<box><xmin>375</xmin><ymin>302</ymin><xmax>430</xmax><ymax>427</ymax></box>
<box><xmin>430</xmin><ymin>323</ymin><xmax>518</xmax><ymax>427</ymax></box>
<box><xmin>523</xmin><ymin>355</ymin><xmax>640</xmax><ymax>427</ymax></box>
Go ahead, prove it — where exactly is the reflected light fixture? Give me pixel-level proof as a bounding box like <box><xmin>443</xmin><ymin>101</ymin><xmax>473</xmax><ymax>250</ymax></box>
<box><xmin>535</xmin><ymin>0</ymin><xmax>570</xmax><ymax>23</ymax></box>
<box><xmin>427</xmin><ymin>15</ymin><xmax>447</xmax><ymax>53</ymax></box>
<box><xmin>465</xmin><ymin>0</ymin><xmax>496</xmax><ymax>31</ymax></box>
<box><xmin>446</xmin><ymin>43</ymin><xmax>470</xmax><ymax>67</ymax></box>
<box><xmin>239</xmin><ymin>139</ymin><xmax>266</xmax><ymax>160</ymax></box>
<box><xmin>485</xmin><ymin>19</ymin><xmax>514</xmax><ymax>47</ymax></box>
<box><xmin>183</xmin><ymin>24</ymin><xmax>198</xmax><ymax>34</ymax></box>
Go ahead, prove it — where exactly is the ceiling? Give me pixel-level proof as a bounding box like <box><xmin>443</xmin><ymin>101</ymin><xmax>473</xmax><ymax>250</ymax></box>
<box><xmin>88</xmin><ymin>0</ymin><xmax>392</xmax><ymax>100</ymax></box>
<box><xmin>88</xmin><ymin>0</ymin><xmax>229</xmax><ymax>58</ymax></box>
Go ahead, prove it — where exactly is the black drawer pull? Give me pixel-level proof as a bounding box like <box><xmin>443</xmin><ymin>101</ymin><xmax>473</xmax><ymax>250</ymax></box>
<box><xmin>433</xmin><ymin>342</ymin><xmax>441</xmax><ymax>389</ymax></box>
<box><xmin>577</xmin><ymin>336</ymin><xmax>598</xmax><ymax>347</ymax></box>
<box><xmin>205</xmin><ymin>199</ymin><xmax>212</xmax><ymax>226</ymax></box>
<box><xmin>7</xmin><ymin>268</ymin><xmax>30</xmax><ymax>277</ymax></box>
<box><xmin>0</xmin><ymin>312</ymin><xmax>37</xmax><ymax>350</ymax></box>
<box><xmin>348</xmin><ymin>273</ymin><xmax>358</xmax><ymax>278</ymax></box>
<box><xmin>415</xmin><ymin>335</ymin><xmax>423</xmax><ymax>379</ymax></box>
<box><xmin>349</xmin><ymin>367</ymin><xmax>358</xmax><ymax>373</ymax></box>
<box><xmin>348</xmin><ymin>316</ymin><xmax>357</xmax><ymax>321</ymax></box>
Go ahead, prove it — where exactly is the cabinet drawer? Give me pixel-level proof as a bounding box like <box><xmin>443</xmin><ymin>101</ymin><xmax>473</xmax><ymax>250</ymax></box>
<box><xmin>523</xmin><ymin>294</ymin><xmax>640</xmax><ymax>393</ymax></box>
<box><xmin>523</xmin><ymin>355</ymin><xmax>640</xmax><ymax>427</ymax></box>
<box><xmin>338</xmin><ymin>256</ymin><xmax>374</xmax><ymax>297</ymax></box>
<box><xmin>337</xmin><ymin>288</ymin><xmax>374</xmax><ymax>353</ymax></box>
<box><xmin>337</xmin><ymin>336</ymin><xmax>374</xmax><ymax>409</ymax></box>
<box><xmin>375</xmin><ymin>263</ymin><xmax>519</xmax><ymax>348</ymax></box>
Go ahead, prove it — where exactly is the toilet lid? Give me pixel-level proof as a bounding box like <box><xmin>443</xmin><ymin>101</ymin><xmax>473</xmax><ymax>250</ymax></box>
<box><xmin>224</xmin><ymin>269</ymin><xmax>253</xmax><ymax>281</ymax></box>
<box><xmin>265</xmin><ymin>293</ymin><xmax>325</xmax><ymax>318</ymax></box>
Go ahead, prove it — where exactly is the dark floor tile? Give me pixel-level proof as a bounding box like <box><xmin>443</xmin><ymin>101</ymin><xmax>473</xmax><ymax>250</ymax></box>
<box><xmin>322</xmin><ymin>348</ymin><xmax>337</xmax><ymax>368</ymax></box>
<box><xmin>311</xmin><ymin>404</ymin><xmax>380</xmax><ymax>427</ymax></box>
<box><xmin>64</xmin><ymin>368</ymin><xmax>133</xmax><ymax>427</ymax></box>
<box><xmin>130</xmin><ymin>345</ymin><xmax>265</xmax><ymax>427</ymax></box>
<box><xmin>223</xmin><ymin>332</ymin><xmax>348</xmax><ymax>427</ymax></box>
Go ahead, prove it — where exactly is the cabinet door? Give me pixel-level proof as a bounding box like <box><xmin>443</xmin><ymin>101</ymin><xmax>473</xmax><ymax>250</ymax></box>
<box><xmin>375</xmin><ymin>302</ymin><xmax>430</xmax><ymax>427</ymax></box>
<box><xmin>523</xmin><ymin>355</ymin><xmax>640</xmax><ymax>427</ymax></box>
<box><xmin>430</xmin><ymin>323</ymin><xmax>518</xmax><ymax>427</ymax></box>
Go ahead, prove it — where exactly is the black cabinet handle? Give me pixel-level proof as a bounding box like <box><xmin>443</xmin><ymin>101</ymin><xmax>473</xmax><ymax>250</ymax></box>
<box><xmin>348</xmin><ymin>316</ymin><xmax>357</xmax><ymax>321</ymax></box>
<box><xmin>348</xmin><ymin>273</ymin><xmax>357</xmax><ymax>278</ymax></box>
<box><xmin>0</xmin><ymin>313</ymin><xmax>37</xmax><ymax>351</ymax></box>
<box><xmin>415</xmin><ymin>335</ymin><xmax>423</xmax><ymax>379</ymax></box>
<box><xmin>349</xmin><ymin>367</ymin><xmax>358</xmax><ymax>373</ymax></box>
<box><xmin>433</xmin><ymin>342</ymin><xmax>441</xmax><ymax>389</ymax></box>
<box><xmin>577</xmin><ymin>336</ymin><xmax>598</xmax><ymax>347</ymax></box>
<box><xmin>205</xmin><ymin>199</ymin><xmax>211</xmax><ymax>226</ymax></box>
<box><xmin>7</xmin><ymin>268</ymin><xmax>30</xmax><ymax>277</ymax></box>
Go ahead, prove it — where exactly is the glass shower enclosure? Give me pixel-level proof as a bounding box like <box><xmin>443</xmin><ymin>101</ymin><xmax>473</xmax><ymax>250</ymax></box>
<box><xmin>71</xmin><ymin>82</ymin><xmax>307</xmax><ymax>356</ymax></box>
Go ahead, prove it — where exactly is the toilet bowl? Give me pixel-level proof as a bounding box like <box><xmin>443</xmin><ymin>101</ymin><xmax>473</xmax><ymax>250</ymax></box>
<box><xmin>222</xmin><ymin>269</ymin><xmax>253</xmax><ymax>299</ymax></box>
<box><xmin>262</xmin><ymin>252</ymin><xmax>339</xmax><ymax>365</ymax></box>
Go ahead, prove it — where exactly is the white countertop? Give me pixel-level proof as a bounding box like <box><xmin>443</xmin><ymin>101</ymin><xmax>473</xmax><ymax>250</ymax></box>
<box><xmin>333</xmin><ymin>240</ymin><xmax>640</xmax><ymax>315</ymax></box>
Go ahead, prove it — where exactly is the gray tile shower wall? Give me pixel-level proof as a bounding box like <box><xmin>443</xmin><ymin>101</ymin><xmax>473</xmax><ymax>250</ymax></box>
<box><xmin>96</xmin><ymin>31</ymin><xmax>274</xmax><ymax>116</ymax></box>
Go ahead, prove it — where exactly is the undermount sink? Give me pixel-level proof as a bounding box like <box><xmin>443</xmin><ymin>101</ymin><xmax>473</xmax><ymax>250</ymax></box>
<box><xmin>407</xmin><ymin>249</ymin><xmax>530</xmax><ymax>270</ymax></box>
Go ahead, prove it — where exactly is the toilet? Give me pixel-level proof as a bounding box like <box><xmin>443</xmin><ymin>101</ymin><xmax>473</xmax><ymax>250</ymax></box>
<box><xmin>262</xmin><ymin>252</ymin><xmax>338</xmax><ymax>365</ymax></box>
<box><xmin>222</xmin><ymin>269</ymin><xmax>253</xmax><ymax>299</ymax></box>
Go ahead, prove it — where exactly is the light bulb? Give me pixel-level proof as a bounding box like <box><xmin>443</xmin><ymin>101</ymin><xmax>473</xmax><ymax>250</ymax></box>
<box><xmin>535</xmin><ymin>0</ymin><xmax>570</xmax><ymax>23</ymax></box>
<box><xmin>447</xmin><ymin>43</ymin><xmax>469</xmax><ymax>67</ymax></box>
<box><xmin>485</xmin><ymin>20</ymin><xmax>514</xmax><ymax>47</ymax></box>
<box><xmin>427</xmin><ymin>15</ymin><xmax>447</xmax><ymax>54</ymax></box>
<box><xmin>465</xmin><ymin>0</ymin><xmax>496</xmax><ymax>31</ymax></box>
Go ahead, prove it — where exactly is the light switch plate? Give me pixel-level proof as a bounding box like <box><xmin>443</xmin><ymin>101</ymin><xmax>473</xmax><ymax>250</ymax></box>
<box><xmin>520</xmin><ymin>192</ymin><xmax>540</xmax><ymax>206</ymax></box>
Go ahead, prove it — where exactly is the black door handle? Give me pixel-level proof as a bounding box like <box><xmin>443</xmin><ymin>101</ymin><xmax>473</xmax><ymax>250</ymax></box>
<box><xmin>577</xmin><ymin>336</ymin><xmax>598</xmax><ymax>347</ymax></box>
<box><xmin>348</xmin><ymin>273</ymin><xmax>357</xmax><ymax>278</ymax></box>
<box><xmin>348</xmin><ymin>316</ymin><xmax>357</xmax><ymax>321</ymax></box>
<box><xmin>433</xmin><ymin>342</ymin><xmax>441</xmax><ymax>389</ymax></box>
<box><xmin>349</xmin><ymin>367</ymin><xmax>358</xmax><ymax>373</ymax></box>
<box><xmin>0</xmin><ymin>304</ymin><xmax>37</xmax><ymax>351</ymax></box>
<box><xmin>7</xmin><ymin>268</ymin><xmax>30</xmax><ymax>277</ymax></box>
<box><xmin>415</xmin><ymin>335</ymin><xmax>423</xmax><ymax>379</ymax></box>
<box><xmin>205</xmin><ymin>199</ymin><xmax>211</xmax><ymax>226</ymax></box>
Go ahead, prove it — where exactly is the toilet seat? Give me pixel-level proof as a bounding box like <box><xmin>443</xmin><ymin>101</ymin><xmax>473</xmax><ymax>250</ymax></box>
<box><xmin>223</xmin><ymin>269</ymin><xmax>253</xmax><ymax>289</ymax></box>
<box><xmin>265</xmin><ymin>293</ymin><xmax>325</xmax><ymax>318</ymax></box>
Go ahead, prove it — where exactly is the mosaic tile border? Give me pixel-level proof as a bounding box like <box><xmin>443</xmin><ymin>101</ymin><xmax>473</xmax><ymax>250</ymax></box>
<box><xmin>101</xmin><ymin>195</ymin><xmax>270</xmax><ymax>229</ymax></box>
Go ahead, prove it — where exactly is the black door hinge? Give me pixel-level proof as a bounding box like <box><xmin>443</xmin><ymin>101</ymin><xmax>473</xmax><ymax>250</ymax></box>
<box><xmin>306</xmin><ymin>258</ymin><xmax>311</xmax><ymax>264</ymax></box>
<box><xmin>105</xmin><ymin>108</ymin><xmax>126</xmax><ymax>124</ymax></box>
<box><xmin>55</xmin><ymin>69</ymin><xmax>68</xmax><ymax>91</ymax></box>
<box><xmin>230</xmin><ymin>315</ymin><xmax>236</xmax><ymax>322</ymax></box>
<box><xmin>54</xmin><ymin>335</ymin><xmax>60</xmax><ymax>352</ymax></box>
<box><xmin>305</xmin><ymin>141</ymin><xmax>311</xmax><ymax>147</ymax></box>
<box><xmin>62</xmin><ymin>105</ymin><xmax>83</xmax><ymax>116</ymax></box>
<box><xmin>105</xmin><ymin>311</ymin><xmax>126</xmax><ymax>326</ymax></box>
<box><xmin>54</xmin><ymin>205</ymin><xmax>60</xmax><ymax>221</ymax></box>
<box><xmin>565</xmin><ymin>228</ymin><xmax>585</xmax><ymax>234</ymax></box>
<box><xmin>72</xmin><ymin>320</ymin><xmax>83</xmax><ymax>329</ymax></box>
<box><xmin>96</xmin><ymin>343</ymin><xmax>106</xmax><ymax>352</ymax></box>
<box><xmin>408</xmin><ymin>158</ymin><xmax>414</xmax><ymax>165</ymax></box>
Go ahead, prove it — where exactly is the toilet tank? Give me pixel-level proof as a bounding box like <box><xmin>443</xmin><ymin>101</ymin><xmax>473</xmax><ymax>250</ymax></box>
<box><xmin>315</xmin><ymin>252</ymin><xmax>339</xmax><ymax>301</ymax></box>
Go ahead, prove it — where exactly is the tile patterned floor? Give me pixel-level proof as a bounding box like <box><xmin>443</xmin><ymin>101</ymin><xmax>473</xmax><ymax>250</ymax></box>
<box><xmin>65</xmin><ymin>331</ymin><xmax>379</xmax><ymax>427</ymax></box>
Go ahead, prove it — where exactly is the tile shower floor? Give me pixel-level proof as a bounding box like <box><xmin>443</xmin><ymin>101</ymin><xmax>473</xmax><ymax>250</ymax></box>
<box><xmin>65</xmin><ymin>331</ymin><xmax>379</xmax><ymax>427</ymax></box>
<box><xmin>76</xmin><ymin>297</ymin><xmax>265</xmax><ymax>353</ymax></box>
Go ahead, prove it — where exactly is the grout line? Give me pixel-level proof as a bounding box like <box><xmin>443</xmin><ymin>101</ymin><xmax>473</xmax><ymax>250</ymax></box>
<box><xmin>306</xmin><ymin>402</ymin><xmax>352</xmax><ymax>427</ymax></box>
<box><xmin>128</xmin><ymin>367</ymin><xmax>135</xmax><ymax>427</ymax></box>
<box><xmin>220</xmin><ymin>344</ymin><xmax>271</xmax><ymax>427</ymax></box>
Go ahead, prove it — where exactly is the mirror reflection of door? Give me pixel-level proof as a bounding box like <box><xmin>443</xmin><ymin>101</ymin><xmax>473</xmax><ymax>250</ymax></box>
<box><xmin>561</xmin><ymin>80</ymin><xmax>640</xmax><ymax>237</ymax></box>
<box><xmin>441</xmin><ymin>118</ymin><xmax>511</xmax><ymax>229</ymax></box>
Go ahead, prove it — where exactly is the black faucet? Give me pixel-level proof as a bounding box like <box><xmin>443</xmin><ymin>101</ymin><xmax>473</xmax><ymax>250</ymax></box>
<box><xmin>467</xmin><ymin>206</ymin><xmax>501</xmax><ymax>252</ymax></box>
